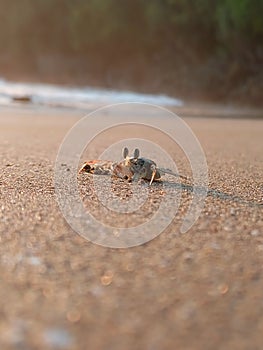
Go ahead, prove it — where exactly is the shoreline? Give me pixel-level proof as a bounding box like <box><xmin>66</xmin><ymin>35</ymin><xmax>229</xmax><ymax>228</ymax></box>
<box><xmin>1</xmin><ymin>99</ymin><xmax>262</xmax><ymax>121</ymax></box>
<box><xmin>1</xmin><ymin>70</ymin><xmax>263</xmax><ymax>109</ymax></box>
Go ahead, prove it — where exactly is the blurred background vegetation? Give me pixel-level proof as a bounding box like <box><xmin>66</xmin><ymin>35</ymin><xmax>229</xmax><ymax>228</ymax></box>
<box><xmin>0</xmin><ymin>0</ymin><xmax>262</xmax><ymax>105</ymax></box>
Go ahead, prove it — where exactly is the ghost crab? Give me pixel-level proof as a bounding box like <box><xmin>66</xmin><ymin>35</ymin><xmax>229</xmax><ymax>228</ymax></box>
<box><xmin>79</xmin><ymin>147</ymin><xmax>187</xmax><ymax>185</ymax></box>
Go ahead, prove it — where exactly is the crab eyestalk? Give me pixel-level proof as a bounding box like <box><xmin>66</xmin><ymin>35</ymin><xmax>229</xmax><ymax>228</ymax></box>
<box><xmin>123</xmin><ymin>147</ymin><xmax>129</xmax><ymax>159</ymax></box>
<box><xmin>133</xmin><ymin>148</ymin><xmax>140</xmax><ymax>159</ymax></box>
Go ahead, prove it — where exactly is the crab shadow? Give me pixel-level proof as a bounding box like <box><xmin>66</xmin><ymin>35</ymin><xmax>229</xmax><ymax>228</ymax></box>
<box><xmin>156</xmin><ymin>180</ymin><xmax>262</xmax><ymax>208</ymax></box>
<box><xmin>79</xmin><ymin>173</ymin><xmax>262</xmax><ymax>209</ymax></box>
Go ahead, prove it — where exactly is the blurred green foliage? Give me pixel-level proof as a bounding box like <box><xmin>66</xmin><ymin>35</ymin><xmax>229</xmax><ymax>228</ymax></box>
<box><xmin>0</xmin><ymin>0</ymin><xmax>261</xmax><ymax>58</ymax></box>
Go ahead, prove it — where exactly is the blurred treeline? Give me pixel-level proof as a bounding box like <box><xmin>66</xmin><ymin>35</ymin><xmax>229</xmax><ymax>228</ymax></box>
<box><xmin>0</xmin><ymin>0</ymin><xmax>262</xmax><ymax>104</ymax></box>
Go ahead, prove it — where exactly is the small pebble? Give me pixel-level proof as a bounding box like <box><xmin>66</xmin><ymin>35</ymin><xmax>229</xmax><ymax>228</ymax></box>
<box><xmin>250</xmin><ymin>229</ymin><xmax>260</xmax><ymax>236</ymax></box>
<box><xmin>101</xmin><ymin>271</ymin><xmax>114</xmax><ymax>286</ymax></box>
<box><xmin>44</xmin><ymin>328</ymin><xmax>73</xmax><ymax>348</ymax></box>
<box><xmin>67</xmin><ymin>310</ymin><xmax>81</xmax><ymax>323</ymax></box>
<box><xmin>219</xmin><ymin>284</ymin><xmax>229</xmax><ymax>295</ymax></box>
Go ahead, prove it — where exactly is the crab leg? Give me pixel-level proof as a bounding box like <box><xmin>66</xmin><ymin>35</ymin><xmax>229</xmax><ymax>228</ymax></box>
<box><xmin>149</xmin><ymin>165</ymin><xmax>157</xmax><ymax>185</ymax></box>
<box><xmin>158</xmin><ymin>167</ymin><xmax>188</xmax><ymax>180</ymax></box>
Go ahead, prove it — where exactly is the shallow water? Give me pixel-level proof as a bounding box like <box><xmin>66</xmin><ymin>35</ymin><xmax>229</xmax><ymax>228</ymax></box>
<box><xmin>0</xmin><ymin>78</ymin><xmax>183</xmax><ymax>109</ymax></box>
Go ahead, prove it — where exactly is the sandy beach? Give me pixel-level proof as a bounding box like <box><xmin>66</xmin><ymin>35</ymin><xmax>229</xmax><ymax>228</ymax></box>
<box><xmin>0</xmin><ymin>104</ymin><xmax>262</xmax><ymax>349</ymax></box>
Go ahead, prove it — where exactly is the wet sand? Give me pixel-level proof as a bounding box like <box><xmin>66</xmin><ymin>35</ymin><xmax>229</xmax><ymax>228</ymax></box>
<box><xmin>0</xmin><ymin>104</ymin><xmax>262</xmax><ymax>349</ymax></box>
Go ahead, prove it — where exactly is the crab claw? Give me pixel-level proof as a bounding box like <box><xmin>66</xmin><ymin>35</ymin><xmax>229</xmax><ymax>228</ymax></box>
<box><xmin>79</xmin><ymin>162</ymin><xmax>91</xmax><ymax>173</ymax></box>
<box><xmin>79</xmin><ymin>160</ymin><xmax>105</xmax><ymax>174</ymax></box>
